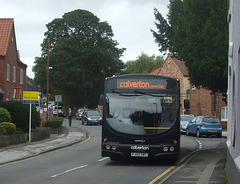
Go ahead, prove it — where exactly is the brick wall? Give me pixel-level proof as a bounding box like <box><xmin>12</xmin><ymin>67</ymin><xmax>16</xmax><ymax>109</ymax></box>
<box><xmin>0</xmin><ymin>22</ymin><xmax>27</xmax><ymax>101</ymax></box>
<box><xmin>158</xmin><ymin>57</ymin><xmax>189</xmax><ymax>114</ymax></box>
<box><xmin>190</xmin><ymin>87</ymin><xmax>227</xmax><ymax>120</ymax></box>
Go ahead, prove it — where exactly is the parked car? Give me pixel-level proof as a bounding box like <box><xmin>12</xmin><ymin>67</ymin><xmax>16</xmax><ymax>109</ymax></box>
<box><xmin>76</xmin><ymin>109</ymin><xmax>85</xmax><ymax>120</ymax></box>
<box><xmin>186</xmin><ymin>116</ymin><xmax>222</xmax><ymax>138</ymax></box>
<box><xmin>82</xmin><ymin>110</ymin><xmax>102</xmax><ymax>125</ymax></box>
<box><xmin>52</xmin><ymin>106</ymin><xmax>64</xmax><ymax>117</ymax></box>
<box><xmin>76</xmin><ymin>108</ymin><xmax>88</xmax><ymax>120</ymax></box>
<box><xmin>180</xmin><ymin>114</ymin><xmax>195</xmax><ymax>134</ymax></box>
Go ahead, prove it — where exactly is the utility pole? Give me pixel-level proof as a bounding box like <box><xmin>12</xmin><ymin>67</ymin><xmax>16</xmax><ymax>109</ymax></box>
<box><xmin>46</xmin><ymin>38</ymin><xmax>50</xmax><ymax>120</ymax></box>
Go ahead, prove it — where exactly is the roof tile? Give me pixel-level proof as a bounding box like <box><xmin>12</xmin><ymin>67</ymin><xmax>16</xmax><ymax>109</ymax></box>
<box><xmin>0</xmin><ymin>18</ymin><xmax>14</xmax><ymax>56</ymax></box>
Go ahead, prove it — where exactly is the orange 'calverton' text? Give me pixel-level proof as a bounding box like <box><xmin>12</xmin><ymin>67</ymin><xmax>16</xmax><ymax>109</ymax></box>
<box><xmin>120</xmin><ymin>80</ymin><xmax>150</xmax><ymax>88</ymax></box>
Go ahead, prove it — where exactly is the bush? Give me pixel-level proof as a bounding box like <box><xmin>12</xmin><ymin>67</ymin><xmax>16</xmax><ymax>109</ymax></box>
<box><xmin>45</xmin><ymin>117</ymin><xmax>64</xmax><ymax>128</ymax></box>
<box><xmin>0</xmin><ymin>125</ymin><xmax>7</xmax><ymax>136</ymax></box>
<box><xmin>0</xmin><ymin>122</ymin><xmax>16</xmax><ymax>135</ymax></box>
<box><xmin>0</xmin><ymin>101</ymin><xmax>41</xmax><ymax>132</ymax></box>
<box><xmin>0</xmin><ymin>107</ymin><xmax>11</xmax><ymax>122</ymax></box>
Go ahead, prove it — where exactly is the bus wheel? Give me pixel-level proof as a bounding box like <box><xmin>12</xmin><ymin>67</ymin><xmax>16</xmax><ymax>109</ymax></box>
<box><xmin>110</xmin><ymin>156</ymin><xmax>118</xmax><ymax>161</ymax></box>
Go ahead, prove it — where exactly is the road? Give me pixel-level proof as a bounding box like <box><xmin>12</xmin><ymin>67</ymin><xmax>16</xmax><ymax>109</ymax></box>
<box><xmin>0</xmin><ymin>119</ymin><xmax>226</xmax><ymax>184</ymax></box>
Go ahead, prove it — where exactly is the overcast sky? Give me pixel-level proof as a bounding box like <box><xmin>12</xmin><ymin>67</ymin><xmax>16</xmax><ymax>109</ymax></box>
<box><xmin>1</xmin><ymin>0</ymin><xmax>169</xmax><ymax>78</ymax></box>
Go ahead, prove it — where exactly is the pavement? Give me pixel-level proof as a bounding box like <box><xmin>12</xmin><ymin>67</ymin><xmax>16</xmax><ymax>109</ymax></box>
<box><xmin>0</xmin><ymin>119</ymin><xmax>87</xmax><ymax>165</ymax></box>
<box><xmin>0</xmin><ymin>119</ymin><xmax>228</xmax><ymax>183</ymax></box>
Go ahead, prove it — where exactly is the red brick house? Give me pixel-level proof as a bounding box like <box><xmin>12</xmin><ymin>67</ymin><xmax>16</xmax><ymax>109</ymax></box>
<box><xmin>151</xmin><ymin>54</ymin><xmax>227</xmax><ymax>123</ymax></box>
<box><xmin>151</xmin><ymin>54</ymin><xmax>191</xmax><ymax>114</ymax></box>
<box><xmin>0</xmin><ymin>18</ymin><xmax>27</xmax><ymax>101</ymax></box>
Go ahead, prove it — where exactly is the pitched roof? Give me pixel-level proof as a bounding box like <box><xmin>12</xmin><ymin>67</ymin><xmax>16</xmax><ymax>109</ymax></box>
<box><xmin>170</xmin><ymin>56</ymin><xmax>189</xmax><ymax>76</ymax></box>
<box><xmin>150</xmin><ymin>55</ymin><xmax>189</xmax><ymax>76</ymax></box>
<box><xmin>0</xmin><ymin>18</ymin><xmax>14</xmax><ymax>56</ymax></box>
<box><xmin>150</xmin><ymin>68</ymin><xmax>161</xmax><ymax>75</ymax></box>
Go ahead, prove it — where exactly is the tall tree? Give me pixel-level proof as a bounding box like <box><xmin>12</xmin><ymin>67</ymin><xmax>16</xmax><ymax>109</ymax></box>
<box><xmin>124</xmin><ymin>52</ymin><xmax>165</xmax><ymax>74</ymax></box>
<box><xmin>151</xmin><ymin>0</ymin><xmax>228</xmax><ymax>93</ymax></box>
<box><xmin>33</xmin><ymin>9</ymin><xmax>125</xmax><ymax>108</ymax></box>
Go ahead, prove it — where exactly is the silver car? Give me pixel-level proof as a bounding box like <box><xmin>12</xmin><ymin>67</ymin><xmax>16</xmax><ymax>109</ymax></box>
<box><xmin>180</xmin><ymin>114</ymin><xmax>194</xmax><ymax>134</ymax></box>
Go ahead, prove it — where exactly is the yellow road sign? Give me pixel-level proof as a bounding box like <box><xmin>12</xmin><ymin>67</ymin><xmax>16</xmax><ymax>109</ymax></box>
<box><xmin>23</xmin><ymin>91</ymin><xmax>39</xmax><ymax>101</ymax></box>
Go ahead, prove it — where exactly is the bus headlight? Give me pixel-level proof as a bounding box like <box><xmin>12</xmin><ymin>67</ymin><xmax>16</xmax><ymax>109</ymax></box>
<box><xmin>106</xmin><ymin>145</ymin><xmax>111</xmax><ymax>150</ymax></box>
<box><xmin>163</xmin><ymin>147</ymin><xmax>168</xmax><ymax>152</ymax></box>
<box><xmin>112</xmin><ymin>145</ymin><xmax>117</xmax><ymax>151</ymax></box>
<box><xmin>170</xmin><ymin>146</ymin><xmax>175</xmax><ymax>152</ymax></box>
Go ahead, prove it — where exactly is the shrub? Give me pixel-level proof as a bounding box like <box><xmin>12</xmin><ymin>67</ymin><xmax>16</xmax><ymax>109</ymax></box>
<box><xmin>0</xmin><ymin>125</ymin><xmax>7</xmax><ymax>136</ymax></box>
<box><xmin>45</xmin><ymin>117</ymin><xmax>63</xmax><ymax>128</ymax></box>
<box><xmin>0</xmin><ymin>122</ymin><xmax>16</xmax><ymax>135</ymax></box>
<box><xmin>0</xmin><ymin>101</ymin><xmax>41</xmax><ymax>132</ymax></box>
<box><xmin>0</xmin><ymin>107</ymin><xmax>11</xmax><ymax>122</ymax></box>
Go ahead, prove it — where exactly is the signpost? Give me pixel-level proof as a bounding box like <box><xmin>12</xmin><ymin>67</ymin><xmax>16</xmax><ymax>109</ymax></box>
<box><xmin>23</xmin><ymin>91</ymin><xmax>39</xmax><ymax>142</ymax></box>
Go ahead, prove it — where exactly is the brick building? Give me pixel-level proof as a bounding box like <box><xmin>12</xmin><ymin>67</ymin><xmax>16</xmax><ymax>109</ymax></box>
<box><xmin>0</xmin><ymin>18</ymin><xmax>27</xmax><ymax>101</ymax></box>
<box><xmin>151</xmin><ymin>55</ymin><xmax>190</xmax><ymax>114</ymax></box>
<box><xmin>151</xmin><ymin>54</ymin><xmax>227</xmax><ymax>122</ymax></box>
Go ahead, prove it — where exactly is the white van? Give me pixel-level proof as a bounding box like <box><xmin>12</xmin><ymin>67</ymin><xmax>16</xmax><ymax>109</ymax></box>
<box><xmin>52</xmin><ymin>106</ymin><xmax>64</xmax><ymax>116</ymax></box>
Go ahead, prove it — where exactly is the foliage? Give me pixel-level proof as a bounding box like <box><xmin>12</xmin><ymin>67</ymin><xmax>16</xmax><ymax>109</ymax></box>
<box><xmin>124</xmin><ymin>53</ymin><xmax>165</xmax><ymax>74</ymax></box>
<box><xmin>0</xmin><ymin>125</ymin><xmax>7</xmax><ymax>136</ymax></box>
<box><xmin>0</xmin><ymin>101</ymin><xmax>41</xmax><ymax>132</ymax></box>
<box><xmin>151</xmin><ymin>0</ymin><xmax>228</xmax><ymax>93</ymax></box>
<box><xmin>45</xmin><ymin>117</ymin><xmax>63</xmax><ymax>128</ymax></box>
<box><xmin>33</xmin><ymin>9</ymin><xmax>125</xmax><ymax>108</ymax></box>
<box><xmin>0</xmin><ymin>122</ymin><xmax>16</xmax><ymax>135</ymax></box>
<box><xmin>0</xmin><ymin>107</ymin><xmax>11</xmax><ymax>123</ymax></box>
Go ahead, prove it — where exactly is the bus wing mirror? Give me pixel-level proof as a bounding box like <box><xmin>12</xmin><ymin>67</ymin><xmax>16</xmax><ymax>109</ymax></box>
<box><xmin>184</xmin><ymin>99</ymin><xmax>190</xmax><ymax>109</ymax></box>
<box><xmin>99</xmin><ymin>94</ymin><xmax>103</xmax><ymax>106</ymax></box>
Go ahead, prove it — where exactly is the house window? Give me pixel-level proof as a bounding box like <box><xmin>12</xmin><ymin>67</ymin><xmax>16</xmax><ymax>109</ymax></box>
<box><xmin>20</xmin><ymin>69</ymin><xmax>23</xmax><ymax>84</ymax></box>
<box><xmin>6</xmin><ymin>63</ymin><xmax>10</xmax><ymax>81</ymax></box>
<box><xmin>13</xmin><ymin>66</ymin><xmax>16</xmax><ymax>83</ymax></box>
<box><xmin>221</xmin><ymin>106</ymin><xmax>228</xmax><ymax>121</ymax></box>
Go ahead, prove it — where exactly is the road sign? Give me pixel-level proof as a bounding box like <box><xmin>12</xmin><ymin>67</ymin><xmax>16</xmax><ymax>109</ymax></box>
<box><xmin>22</xmin><ymin>91</ymin><xmax>39</xmax><ymax>143</ymax></box>
<box><xmin>23</xmin><ymin>91</ymin><xmax>39</xmax><ymax>104</ymax></box>
<box><xmin>55</xmin><ymin>95</ymin><xmax>62</xmax><ymax>102</ymax></box>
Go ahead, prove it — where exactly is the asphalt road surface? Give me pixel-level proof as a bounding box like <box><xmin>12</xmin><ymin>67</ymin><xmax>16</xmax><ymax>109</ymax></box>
<box><xmin>0</xmin><ymin>120</ymin><xmax>226</xmax><ymax>184</ymax></box>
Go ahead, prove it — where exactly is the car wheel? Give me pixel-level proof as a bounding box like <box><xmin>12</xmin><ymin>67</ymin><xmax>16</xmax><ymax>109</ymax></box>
<box><xmin>196</xmin><ymin>129</ymin><xmax>201</xmax><ymax>137</ymax></box>
<box><xmin>186</xmin><ymin>128</ymin><xmax>190</xmax><ymax>136</ymax></box>
<box><xmin>217</xmin><ymin>133</ymin><xmax>222</xmax><ymax>138</ymax></box>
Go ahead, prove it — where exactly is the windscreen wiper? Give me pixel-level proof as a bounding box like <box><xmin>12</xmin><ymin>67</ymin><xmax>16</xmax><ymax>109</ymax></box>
<box><xmin>134</xmin><ymin>90</ymin><xmax>163</xmax><ymax>97</ymax></box>
<box><xmin>111</xmin><ymin>90</ymin><xmax>139</xmax><ymax>96</ymax></box>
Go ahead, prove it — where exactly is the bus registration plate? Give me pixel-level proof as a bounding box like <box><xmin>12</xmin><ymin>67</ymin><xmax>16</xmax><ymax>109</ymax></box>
<box><xmin>131</xmin><ymin>152</ymin><xmax>148</xmax><ymax>157</ymax></box>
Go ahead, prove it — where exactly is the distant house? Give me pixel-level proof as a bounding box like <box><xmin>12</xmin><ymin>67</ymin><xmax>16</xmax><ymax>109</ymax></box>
<box><xmin>0</xmin><ymin>18</ymin><xmax>27</xmax><ymax>101</ymax></box>
<box><xmin>151</xmin><ymin>54</ymin><xmax>190</xmax><ymax>114</ymax></box>
<box><xmin>151</xmin><ymin>54</ymin><xmax>227</xmax><ymax>125</ymax></box>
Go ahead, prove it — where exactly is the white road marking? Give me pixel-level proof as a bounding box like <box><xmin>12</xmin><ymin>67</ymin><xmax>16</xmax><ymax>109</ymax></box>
<box><xmin>51</xmin><ymin>165</ymin><xmax>88</xmax><ymax>178</ymax></box>
<box><xmin>98</xmin><ymin>157</ymin><xmax>109</xmax><ymax>162</ymax></box>
<box><xmin>195</xmin><ymin>139</ymin><xmax>202</xmax><ymax>149</ymax></box>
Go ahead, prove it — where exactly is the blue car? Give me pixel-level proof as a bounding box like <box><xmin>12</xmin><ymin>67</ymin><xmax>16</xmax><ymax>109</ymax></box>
<box><xmin>186</xmin><ymin>116</ymin><xmax>222</xmax><ymax>138</ymax></box>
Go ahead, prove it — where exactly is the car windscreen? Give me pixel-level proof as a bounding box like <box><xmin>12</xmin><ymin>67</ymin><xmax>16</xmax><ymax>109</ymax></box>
<box><xmin>87</xmin><ymin>111</ymin><xmax>100</xmax><ymax>116</ymax></box>
<box><xmin>180</xmin><ymin>115</ymin><xmax>194</xmax><ymax>121</ymax></box>
<box><xmin>106</xmin><ymin>93</ymin><xmax>178</xmax><ymax>135</ymax></box>
<box><xmin>202</xmin><ymin>117</ymin><xmax>220</xmax><ymax>123</ymax></box>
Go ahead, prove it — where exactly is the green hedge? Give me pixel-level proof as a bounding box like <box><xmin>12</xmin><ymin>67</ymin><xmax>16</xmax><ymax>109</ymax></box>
<box><xmin>0</xmin><ymin>107</ymin><xmax>11</xmax><ymax>122</ymax></box>
<box><xmin>0</xmin><ymin>125</ymin><xmax>7</xmax><ymax>136</ymax></box>
<box><xmin>0</xmin><ymin>122</ymin><xmax>16</xmax><ymax>135</ymax></box>
<box><xmin>45</xmin><ymin>117</ymin><xmax>64</xmax><ymax>128</ymax></box>
<box><xmin>0</xmin><ymin>101</ymin><xmax>41</xmax><ymax>132</ymax></box>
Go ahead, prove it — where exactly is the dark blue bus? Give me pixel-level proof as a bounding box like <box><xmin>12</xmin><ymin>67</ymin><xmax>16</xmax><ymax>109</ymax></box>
<box><xmin>101</xmin><ymin>74</ymin><xmax>180</xmax><ymax>161</ymax></box>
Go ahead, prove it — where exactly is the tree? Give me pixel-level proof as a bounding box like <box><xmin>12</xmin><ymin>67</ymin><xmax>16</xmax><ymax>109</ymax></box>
<box><xmin>124</xmin><ymin>52</ymin><xmax>165</xmax><ymax>74</ymax></box>
<box><xmin>33</xmin><ymin>9</ymin><xmax>125</xmax><ymax>108</ymax></box>
<box><xmin>151</xmin><ymin>0</ymin><xmax>228</xmax><ymax>93</ymax></box>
